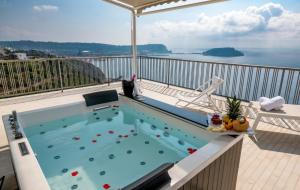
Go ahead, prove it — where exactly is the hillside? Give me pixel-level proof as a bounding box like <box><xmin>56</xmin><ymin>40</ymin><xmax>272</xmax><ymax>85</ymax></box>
<box><xmin>0</xmin><ymin>41</ymin><xmax>171</xmax><ymax>56</ymax></box>
<box><xmin>202</xmin><ymin>47</ymin><xmax>244</xmax><ymax>57</ymax></box>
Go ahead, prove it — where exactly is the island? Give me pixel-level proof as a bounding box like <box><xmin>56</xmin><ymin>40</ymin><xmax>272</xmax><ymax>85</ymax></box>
<box><xmin>202</xmin><ymin>47</ymin><xmax>244</xmax><ymax>57</ymax></box>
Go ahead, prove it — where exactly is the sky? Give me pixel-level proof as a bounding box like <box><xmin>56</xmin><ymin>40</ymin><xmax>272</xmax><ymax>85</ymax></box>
<box><xmin>0</xmin><ymin>0</ymin><xmax>300</xmax><ymax>51</ymax></box>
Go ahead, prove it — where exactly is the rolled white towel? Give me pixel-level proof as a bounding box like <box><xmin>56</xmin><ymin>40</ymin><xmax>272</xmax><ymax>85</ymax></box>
<box><xmin>258</xmin><ymin>97</ymin><xmax>270</xmax><ymax>103</ymax></box>
<box><xmin>258</xmin><ymin>97</ymin><xmax>282</xmax><ymax>110</ymax></box>
<box><xmin>260</xmin><ymin>96</ymin><xmax>285</xmax><ymax>111</ymax></box>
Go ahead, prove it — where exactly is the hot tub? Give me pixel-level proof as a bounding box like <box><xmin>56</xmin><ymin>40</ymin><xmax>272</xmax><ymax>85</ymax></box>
<box><xmin>3</xmin><ymin>94</ymin><xmax>243</xmax><ymax>190</ymax></box>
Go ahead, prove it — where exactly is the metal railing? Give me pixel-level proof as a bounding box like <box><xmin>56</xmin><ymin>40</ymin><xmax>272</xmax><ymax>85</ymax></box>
<box><xmin>0</xmin><ymin>57</ymin><xmax>132</xmax><ymax>98</ymax></box>
<box><xmin>82</xmin><ymin>56</ymin><xmax>133</xmax><ymax>83</ymax></box>
<box><xmin>139</xmin><ymin>56</ymin><xmax>300</xmax><ymax>104</ymax></box>
<box><xmin>0</xmin><ymin>56</ymin><xmax>299</xmax><ymax>104</ymax></box>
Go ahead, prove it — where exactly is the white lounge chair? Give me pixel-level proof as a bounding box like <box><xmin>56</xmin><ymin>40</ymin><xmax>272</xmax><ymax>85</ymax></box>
<box><xmin>175</xmin><ymin>76</ymin><xmax>224</xmax><ymax>112</ymax></box>
<box><xmin>246</xmin><ymin>101</ymin><xmax>300</xmax><ymax>131</ymax></box>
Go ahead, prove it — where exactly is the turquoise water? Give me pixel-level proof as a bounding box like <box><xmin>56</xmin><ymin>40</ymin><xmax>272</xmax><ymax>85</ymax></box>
<box><xmin>24</xmin><ymin>104</ymin><xmax>208</xmax><ymax>190</ymax></box>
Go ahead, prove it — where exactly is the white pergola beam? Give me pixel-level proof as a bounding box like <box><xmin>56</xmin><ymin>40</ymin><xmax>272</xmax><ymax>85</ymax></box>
<box><xmin>103</xmin><ymin>0</ymin><xmax>134</xmax><ymax>11</ymax></box>
<box><xmin>137</xmin><ymin>0</ymin><xmax>228</xmax><ymax>16</ymax></box>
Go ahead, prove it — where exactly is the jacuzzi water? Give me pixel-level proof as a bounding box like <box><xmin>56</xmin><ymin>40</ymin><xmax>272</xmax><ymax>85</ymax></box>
<box><xmin>23</xmin><ymin>103</ymin><xmax>209</xmax><ymax>190</ymax></box>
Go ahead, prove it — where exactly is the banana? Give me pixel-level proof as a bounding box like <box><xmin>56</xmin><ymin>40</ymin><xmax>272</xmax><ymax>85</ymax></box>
<box><xmin>207</xmin><ymin>125</ymin><xmax>227</xmax><ymax>132</ymax></box>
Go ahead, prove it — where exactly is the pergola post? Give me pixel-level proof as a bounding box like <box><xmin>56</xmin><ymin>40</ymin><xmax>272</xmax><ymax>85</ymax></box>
<box><xmin>131</xmin><ymin>10</ymin><xmax>137</xmax><ymax>76</ymax></box>
<box><xmin>104</xmin><ymin>0</ymin><xmax>227</xmax><ymax>79</ymax></box>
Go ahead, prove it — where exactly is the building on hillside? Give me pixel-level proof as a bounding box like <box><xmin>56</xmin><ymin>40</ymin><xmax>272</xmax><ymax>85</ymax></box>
<box><xmin>14</xmin><ymin>53</ymin><xmax>28</xmax><ymax>60</ymax></box>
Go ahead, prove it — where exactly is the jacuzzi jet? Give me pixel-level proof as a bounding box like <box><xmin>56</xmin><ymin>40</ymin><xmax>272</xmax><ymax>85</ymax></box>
<box><xmin>9</xmin><ymin>110</ymin><xmax>23</xmax><ymax>139</ymax></box>
<box><xmin>10</xmin><ymin>121</ymin><xmax>16</xmax><ymax>129</ymax></box>
<box><xmin>8</xmin><ymin>114</ymin><xmax>14</xmax><ymax>122</ymax></box>
<box><xmin>15</xmin><ymin>130</ymin><xmax>23</xmax><ymax>139</ymax></box>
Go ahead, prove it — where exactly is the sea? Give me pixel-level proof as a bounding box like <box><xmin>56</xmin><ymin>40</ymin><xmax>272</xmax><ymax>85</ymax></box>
<box><xmin>153</xmin><ymin>48</ymin><xmax>300</xmax><ymax>69</ymax></box>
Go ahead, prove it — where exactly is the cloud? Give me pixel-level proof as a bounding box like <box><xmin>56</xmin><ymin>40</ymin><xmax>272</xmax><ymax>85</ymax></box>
<box><xmin>141</xmin><ymin>3</ymin><xmax>300</xmax><ymax>48</ymax></box>
<box><xmin>33</xmin><ymin>5</ymin><xmax>59</xmax><ymax>12</ymax></box>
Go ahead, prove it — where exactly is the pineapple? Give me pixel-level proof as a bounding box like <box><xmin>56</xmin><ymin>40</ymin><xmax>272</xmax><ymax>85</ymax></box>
<box><xmin>226</xmin><ymin>96</ymin><xmax>241</xmax><ymax>120</ymax></box>
<box><xmin>223</xmin><ymin>96</ymin><xmax>247</xmax><ymax>132</ymax></box>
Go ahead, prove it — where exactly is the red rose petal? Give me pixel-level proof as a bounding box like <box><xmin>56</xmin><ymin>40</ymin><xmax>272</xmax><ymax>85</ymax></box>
<box><xmin>96</xmin><ymin>134</ymin><xmax>101</xmax><ymax>137</ymax></box>
<box><xmin>103</xmin><ymin>184</ymin><xmax>110</xmax><ymax>189</ymax></box>
<box><xmin>71</xmin><ymin>171</ymin><xmax>78</xmax><ymax>176</ymax></box>
<box><xmin>188</xmin><ymin>149</ymin><xmax>197</xmax><ymax>154</ymax></box>
<box><xmin>108</xmin><ymin>130</ymin><xmax>114</xmax><ymax>134</ymax></box>
<box><xmin>187</xmin><ymin>148</ymin><xmax>193</xmax><ymax>151</ymax></box>
<box><xmin>124</xmin><ymin>135</ymin><xmax>128</xmax><ymax>138</ymax></box>
<box><xmin>92</xmin><ymin>139</ymin><xmax>97</xmax><ymax>143</ymax></box>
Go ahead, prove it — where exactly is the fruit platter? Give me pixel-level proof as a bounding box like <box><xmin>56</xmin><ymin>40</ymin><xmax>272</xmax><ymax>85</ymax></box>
<box><xmin>207</xmin><ymin>96</ymin><xmax>249</xmax><ymax>133</ymax></box>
